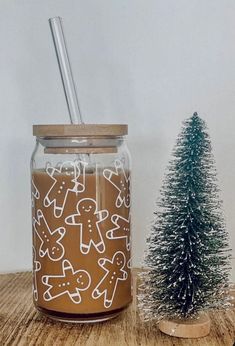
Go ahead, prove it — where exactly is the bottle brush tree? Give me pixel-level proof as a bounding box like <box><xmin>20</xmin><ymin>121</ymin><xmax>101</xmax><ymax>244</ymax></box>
<box><xmin>138</xmin><ymin>113</ymin><xmax>231</xmax><ymax>321</ymax></box>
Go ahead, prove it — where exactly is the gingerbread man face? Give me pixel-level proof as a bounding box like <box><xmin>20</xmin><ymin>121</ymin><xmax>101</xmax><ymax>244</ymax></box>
<box><xmin>42</xmin><ymin>260</ymin><xmax>91</xmax><ymax>304</ymax></box>
<box><xmin>44</xmin><ymin>160</ymin><xmax>87</xmax><ymax>218</ymax></box>
<box><xmin>79</xmin><ymin>199</ymin><xmax>96</xmax><ymax>214</ymax></box>
<box><xmin>76</xmin><ymin>271</ymin><xmax>91</xmax><ymax>289</ymax></box>
<box><xmin>92</xmin><ymin>251</ymin><xmax>128</xmax><ymax>308</ymax></box>
<box><xmin>33</xmin><ymin>209</ymin><xmax>66</xmax><ymax>261</ymax></box>
<box><xmin>103</xmin><ymin>159</ymin><xmax>130</xmax><ymax>208</ymax></box>
<box><xmin>115</xmin><ymin>253</ymin><xmax>125</xmax><ymax>267</ymax></box>
<box><xmin>65</xmin><ymin>198</ymin><xmax>108</xmax><ymax>254</ymax></box>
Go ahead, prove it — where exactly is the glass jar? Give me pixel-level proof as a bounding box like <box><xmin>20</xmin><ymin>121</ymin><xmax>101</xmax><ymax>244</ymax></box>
<box><xmin>31</xmin><ymin>124</ymin><xmax>132</xmax><ymax>323</ymax></box>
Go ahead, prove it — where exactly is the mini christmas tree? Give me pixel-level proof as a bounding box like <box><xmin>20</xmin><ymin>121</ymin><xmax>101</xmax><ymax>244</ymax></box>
<box><xmin>138</xmin><ymin>113</ymin><xmax>231</xmax><ymax>336</ymax></box>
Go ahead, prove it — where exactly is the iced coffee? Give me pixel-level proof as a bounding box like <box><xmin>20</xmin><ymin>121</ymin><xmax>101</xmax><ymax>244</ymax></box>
<box><xmin>31</xmin><ymin>124</ymin><xmax>131</xmax><ymax>322</ymax></box>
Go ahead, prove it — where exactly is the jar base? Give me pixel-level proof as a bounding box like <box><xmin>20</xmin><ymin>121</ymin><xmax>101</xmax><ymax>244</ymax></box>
<box><xmin>36</xmin><ymin>305</ymin><xmax>127</xmax><ymax>323</ymax></box>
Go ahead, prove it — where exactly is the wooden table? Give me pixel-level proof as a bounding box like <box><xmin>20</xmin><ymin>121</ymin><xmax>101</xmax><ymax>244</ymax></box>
<box><xmin>0</xmin><ymin>271</ymin><xmax>234</xmax><ymax>346</ymax></box>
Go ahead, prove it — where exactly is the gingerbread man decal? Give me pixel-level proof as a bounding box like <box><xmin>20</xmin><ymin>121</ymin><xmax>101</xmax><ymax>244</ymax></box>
<box><xmin>65</xmin><ymin>198</ymin><xmax>108</xmax><ymax>254</ymax></box>
<box><xmin>42</xmin><ymin>260</ymin><xmax>91</xmax><ymax>304</ymax></box>
<box><xmin>103</xmin><ymin>159</ymin><xmax>130</xmax><ymax>208</ymax></box>
<box><xmin>32</xmin><ymin>246</ymin><xmax>41</xmax><ymax>301</ymax></box>
<box><xmin>44</xmin><ymin>160</ymin><xmax>87</xmax><ymax>218</ymax></box>
<box><xmin>106</xmin><ymin>214</ymin><xmax>131</xmax><ymax>251</ymax></box>
<box><xmin>33</xmin><ymin>209</ymin><xmax>65</xmax><ymax>261</ymax></box>
<box><xmin>31</xmin><ymin>178</ymin><xmax>40</xmax><ymax>208</ymax></box>
<box><xmin>127</xmin><ymin>258</ymin><xmax>132</xmax><ymax>269</ymax></box>
<box><xmin>92</xmin><ymin>251</ymin><xmax>127</xmax><ymax>308</ymax></box>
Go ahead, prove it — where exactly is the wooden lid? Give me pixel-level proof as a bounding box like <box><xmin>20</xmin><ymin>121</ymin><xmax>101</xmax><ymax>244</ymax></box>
<box><xmin>33</xmin><ymin>124</ymin><xmax>128</xmax><ymax>137</ymax></box>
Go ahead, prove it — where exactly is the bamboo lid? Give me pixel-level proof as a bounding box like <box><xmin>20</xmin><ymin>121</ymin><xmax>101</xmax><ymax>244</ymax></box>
<box><xmin>33</xmin><ymin>124</ymin><xmax>128</xmax><ymax>137</ymax></box>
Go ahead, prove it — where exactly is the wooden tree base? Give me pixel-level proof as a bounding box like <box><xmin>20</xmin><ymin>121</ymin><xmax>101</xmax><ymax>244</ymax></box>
<box><xmin>159</xmin><ymin>313</ymin><xmax>211</xmax><ymax>338</ymax></box>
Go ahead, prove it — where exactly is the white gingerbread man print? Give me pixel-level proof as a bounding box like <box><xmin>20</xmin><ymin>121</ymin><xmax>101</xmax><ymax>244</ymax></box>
<box><xmin>103</xmin><ymin>159</ymin><xmax>130</xmax><ymax>208</ymax></box>
<box><xmin>42</xmin><ymin>259</ymin><xmax>91</xmax><ymax>304</ymax></box>
<box><xmin>65</xmin><ymin>198</ymin><xmax>108</xmax><ymax>254</ymax></box>
<box><xmin>31</xmin><ymin>178</ymin><xmax>40</xmax><ymax>208</ymax></box>
<box><xmin>106</xmin><ymin>214</ymin><xmax>131</xmax><ymax>251</ymax></box>
<box><xmin>32</xmin><ymin>246</ymin><xmax>41</xmax><ymax>302</ymax></box>
<box><xmin>33</xmin><ymin>209</ymin><xmax>66</xmax><ymax>261</ymax></box>
<box><xmin>44</xmin><ymin>160</ymin><xmax>87</xmax><ymax>218</ymax></box>
<box><xmin>127</xmin><ymin>257</ymin><xmax>132</xmax><ymax>269</ymax></box>
<box><xmin>92</xmin><ymin>251</ymin><xmax>128</xmax><ymax>308</ymax></box>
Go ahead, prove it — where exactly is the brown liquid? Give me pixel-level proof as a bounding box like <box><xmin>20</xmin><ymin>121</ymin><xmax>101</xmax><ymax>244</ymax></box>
<box><xmin>32</xmin><ymin>162</ymin><xmax>131</xmax><ymax>319</ymax></box>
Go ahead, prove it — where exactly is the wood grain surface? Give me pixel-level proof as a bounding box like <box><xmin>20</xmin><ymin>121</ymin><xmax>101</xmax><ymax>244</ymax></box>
<box><xmin>0</xmin><ymin>270</ymin><xmax>234</xmax><ymax>346</ymax></box>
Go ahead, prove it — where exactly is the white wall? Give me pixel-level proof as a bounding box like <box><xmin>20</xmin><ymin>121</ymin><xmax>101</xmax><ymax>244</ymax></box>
<box><xmin>0</xmin><ymin>0</ymin><xmax>234</xmax><ymax>280</ymax></box>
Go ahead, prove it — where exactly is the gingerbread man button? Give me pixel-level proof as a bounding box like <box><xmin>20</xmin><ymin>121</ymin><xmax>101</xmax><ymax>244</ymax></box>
<box><xmin>42</xmin><ymin>260</ymin><xmax>91</xmax><ymax>304</ymax></box>
<box><xmin>103</xmin><ymin>159</ymin><xmax>130</xmax><ymax>208</ymax></box>
<box><xmin>92</xmin><ymin>251</ymin><xmax>128</xmax><ymax>308</ymax></box>
<box><xmin>106</xmin><ymin>214</ymin><xmax>131</xmax><ymax>251</ymax></box>
<box><xmin>44</xmin><ymin>160</ymin><xmax>87</xmax><ymax>218</ymax></box>
<box><xmin>65</xmin><ymin>198</ymin><xmax>108</xmax><ymax>254</ymax></box>
<box><xmin>33</xmin><ymin>209</ymin><xmax>66</xmax><ymax>261</ymax></box>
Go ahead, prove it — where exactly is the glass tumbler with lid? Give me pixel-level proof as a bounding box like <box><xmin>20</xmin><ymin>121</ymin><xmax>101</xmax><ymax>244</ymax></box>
<box><xmin>31</xmin><ymin>124</ymin><xmax>132</xmax><ymax>322</ymax></box>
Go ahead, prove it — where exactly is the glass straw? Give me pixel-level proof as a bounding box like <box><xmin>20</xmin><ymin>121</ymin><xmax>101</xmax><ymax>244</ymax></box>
<box><xmin>49</xmin><ymin>16</ymin><xmax>83</xmax><ymax>124</ymax></box>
